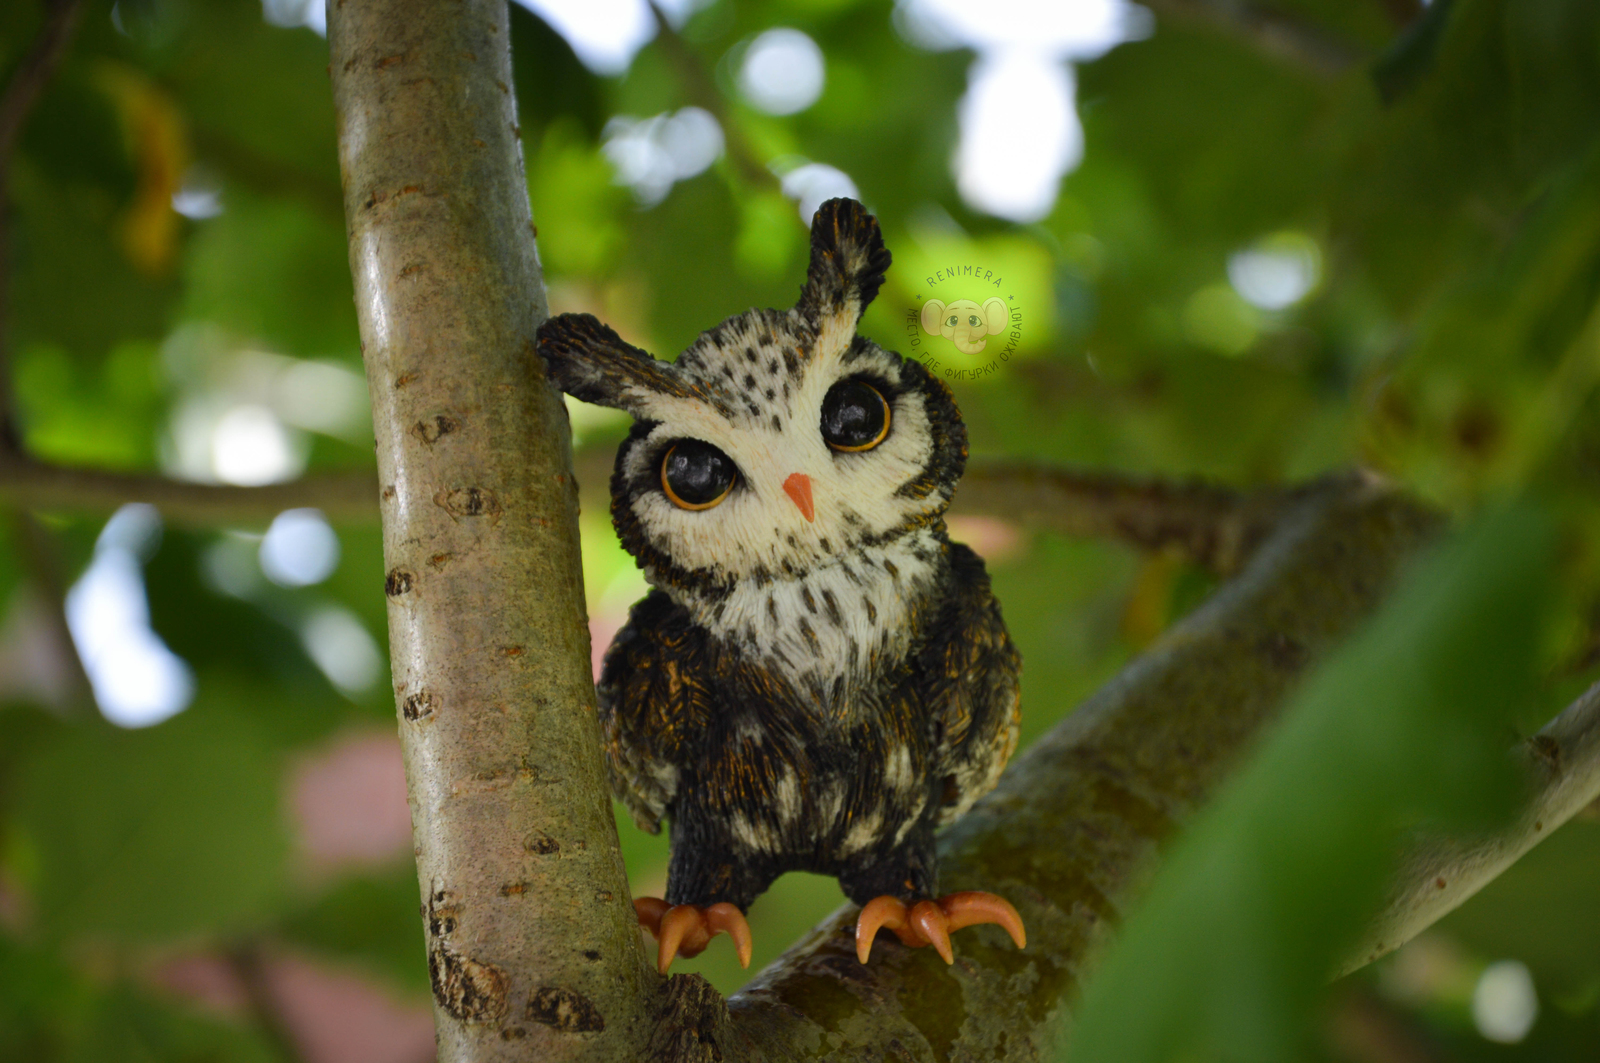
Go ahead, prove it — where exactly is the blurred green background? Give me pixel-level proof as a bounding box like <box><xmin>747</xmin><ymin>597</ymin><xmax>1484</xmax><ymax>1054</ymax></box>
<box><xmin>1</xmin><ymin>0</ymin><xmax>1599</xmax><ymax>1059</ymax></box>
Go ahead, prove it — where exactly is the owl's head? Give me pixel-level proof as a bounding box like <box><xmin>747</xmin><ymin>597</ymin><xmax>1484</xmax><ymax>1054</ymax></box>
<box><xmin>537</xmin><ymin>199</ymin><xmax>966</xmax><ymax>601</ymax></box>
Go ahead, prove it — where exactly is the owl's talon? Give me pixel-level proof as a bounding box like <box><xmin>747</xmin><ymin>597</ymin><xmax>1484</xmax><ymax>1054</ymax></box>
<box><xmin>705</xmin><ymin>902</ymin><xmax>754</xmax><ymax>968</ymax></box>
<box><xmin>854</xmin><ymin>891</ymin><xmax>1026</xmax><ymax>965</ymax></box>
<box><xmin>633</xmin><ymin>896</ymin><xmax>671</xmax><ymax>934</ymax></box>
<box><xmin>910</xmin><ymin>900</ymin><xmax>954</xmax><ymax>964</ymax></box>
<box><xmin>939</xmin><ymin>891</ymin><xmax>1027</xmax><ymax>948</ymax></box>
<box><xmin>634</xmin><ymin>897</ymin><xmax>753</xmax><ymax>974</ymax></box>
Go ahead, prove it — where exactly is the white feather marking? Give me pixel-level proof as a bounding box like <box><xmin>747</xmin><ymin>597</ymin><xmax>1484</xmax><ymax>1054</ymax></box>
<box><xmin>815</xmin><ymin>782</ymin><xmax>844</xmax><ymax>826</ymax></box>
<box><xmin>893</xmin><ymin>794</ymin><xmax>927</xmax><ymax>844</ymax></box>
<box><xmin>701</xmin><ymin>529</ymin><xmax>942</xmax><ymax>692</ymax></box>
<box><xmin>731</xmin><ymin>813</ymin><xmax>778</xmax><ymax>852</ymax></box>
<box><xmin>885</xmin><ymin>744</ymin><xmax>914</xmax><ymax>791</ymax></box>
<box><xmin>839</xmin><ymin>810</ymin><xmax>883</xmax><ymax>856</ymax></box>
<box><xmin>775</xmin><ymin>769</ymin><xmax>802</xmax><ymax>824</ymax></box>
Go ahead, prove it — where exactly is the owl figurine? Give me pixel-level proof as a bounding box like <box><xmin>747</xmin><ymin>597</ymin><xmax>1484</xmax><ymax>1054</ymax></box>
<box><xmin>537</xmin><ymin>199</ymin><xmax>1024</xmax><ymax>974</ymax></box>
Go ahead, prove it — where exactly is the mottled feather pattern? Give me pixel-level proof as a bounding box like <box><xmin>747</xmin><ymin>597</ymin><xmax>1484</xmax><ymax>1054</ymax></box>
<box><xmin>537</xmin><ymin>198</ymin><xmax>1022</xmax><ymax>913</ymax></box>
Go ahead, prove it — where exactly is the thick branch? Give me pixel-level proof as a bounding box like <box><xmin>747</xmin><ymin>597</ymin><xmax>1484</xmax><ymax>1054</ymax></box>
<box><xmin>711</xmin><ymin>474</ymin><xmax>1441</xmax><ymax>1060</ymax></box>
<box><xmin>328</xmin><ymin>1</ymin><xmax>650</xmax><ymax>1059</ymax></box>
<box><xmin>1343</xmin><ymin>679</ymin><xmax>1600</xmax><ymax>975</ymax></box>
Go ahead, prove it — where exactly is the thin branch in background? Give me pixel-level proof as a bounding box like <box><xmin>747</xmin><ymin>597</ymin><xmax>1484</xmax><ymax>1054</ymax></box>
<box><xmin>0</xmin><ymin>453</ymin><xmax>380</xmax><ymax>526</ymax></box>
<box><xmin>1374</xmin><ymin>0</ymin><xmax>1427</xmax><ymax>30</ymax></box>
<box><xmin>0</xmin><ymin>0</ymin><xmax>87</xmax><ymax>448</ymax></box>
<box><xmin>949</xmin><ymin>459</ymin><xmax>1344</xmax><ymax>575</ymax></box>
<box><xmin>0</xmin><ymin>0</ymin><xmax>92</xmax><ymax>715</ymax></box>
<box><xmin>645</xmin><ymin>1</ymin><xmax>778</xmax><ymax>191</ymax></box>
<box><xmin>226</xmin><ymin>941</ymin><xmax>312</xmax><ymax>1063</ymax></box>
<box><xmin>1139</xmin><ymin>0</ymin><xmax>1366</xmax><ymax>77</ymax></box>
<box><xmin>0</xmin><ymin>443</ymin><xmax>1321</xmax><ymax>576</ymax></box>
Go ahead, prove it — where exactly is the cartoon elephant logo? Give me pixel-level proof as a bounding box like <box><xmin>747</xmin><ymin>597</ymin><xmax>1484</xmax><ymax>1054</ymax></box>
<box><xmin>920</xmin><ymin>297</ymin><xmax>1010</xmax><ymax>354</ymax></box>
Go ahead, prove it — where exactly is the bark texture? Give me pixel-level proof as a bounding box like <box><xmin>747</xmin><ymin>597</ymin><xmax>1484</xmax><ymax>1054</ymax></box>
<box><xmin>328</xmin><ymin>2</ymin><xmax>652</xmax><ymax>1058</ymax></box>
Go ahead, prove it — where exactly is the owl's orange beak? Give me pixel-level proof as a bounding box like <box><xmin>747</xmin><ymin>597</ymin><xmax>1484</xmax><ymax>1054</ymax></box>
<box><xmin>782</xmin><ymin>473</ymin><xmax>815</xmax><ymax>522</ymax></box>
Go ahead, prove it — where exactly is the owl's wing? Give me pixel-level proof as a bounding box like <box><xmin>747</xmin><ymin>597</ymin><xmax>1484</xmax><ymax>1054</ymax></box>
<box><xmin>917</xmin><ymin>542</ymin><xmax>1023</xmax><ymax>829</ymax></box>
<box><xmin>596</xmin><ymin>589</ymin><xmax>715</xmax><ymax>834</ymax></box>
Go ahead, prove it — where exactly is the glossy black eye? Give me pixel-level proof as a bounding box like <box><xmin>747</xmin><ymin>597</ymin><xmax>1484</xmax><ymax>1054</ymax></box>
<box><xmin>820</xmin><ymin>379</ymin><xmax>891</xmax><ymax>453</ymax></box>
<box><xmin>660</xmin><ymin>440</ymin><xmax>737</xmax><ymax>510</ymax></box>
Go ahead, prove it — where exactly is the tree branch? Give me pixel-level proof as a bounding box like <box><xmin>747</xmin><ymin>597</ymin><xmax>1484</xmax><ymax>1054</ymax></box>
<box><xmin>1139</xmin><ymin>0</ymin><xmax>1366</xmax><ymax>77</ymax></box>
<box><xmin>644</xmin><ymin>2</ymin><xmax>775</xmax><ymax>192</ymax></box>
<box><xmin>947</xmin><ymin>460</ymin><xmax>1328</xmax><ymax>575</ymax></box>
<box><xmin>0</xmin><ymin>0</ymin><xmax>85</xmax><ymax>448</ymax></box>
<box><xmin>0</xmin><ymin>0</ymin><xmax>93</xmax><ymax>713</ymax></box>
<box><xmin>0</xmin><ymin>446</ymin><xmax>1308</xmax><ymax>577</ymax></box>
<box><xmin>328</xmin><ymin>1</ymin><xmax>651</xmax><ymax>1058</ymax></box>
<box><xmin>1342</xmin><ymin>678</ymin><xmax>1600</xmax><ymax>975</ymax></box>
<box><xmin>0</xmin><ymin>453</ymin><xmax>380</xmax><ymax>525</ymax></box>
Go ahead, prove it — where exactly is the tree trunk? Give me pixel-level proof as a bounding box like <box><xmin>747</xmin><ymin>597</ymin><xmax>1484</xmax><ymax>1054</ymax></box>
<box><xmin>328</xmin><ymin>1</ymin><xmax>653</xmax><ymax>1058</ymax></box>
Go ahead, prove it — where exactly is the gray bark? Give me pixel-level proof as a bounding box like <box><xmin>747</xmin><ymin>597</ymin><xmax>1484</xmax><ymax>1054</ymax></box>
<box><xmin>328</xmin><ymin>1</ymin><xmax>653</xmax><ymax>1058</ymax></box>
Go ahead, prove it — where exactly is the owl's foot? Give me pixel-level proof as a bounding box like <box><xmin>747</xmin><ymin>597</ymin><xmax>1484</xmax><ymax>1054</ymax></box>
<box><xmin>633</xmin><ymin>897</ymin><xmax>753</xmax><ymax>975</ymax></box>
<box><xmin>854</xmin><ymin>891</ymin><xmax>1026</xmax><ymax>965</ymax></box>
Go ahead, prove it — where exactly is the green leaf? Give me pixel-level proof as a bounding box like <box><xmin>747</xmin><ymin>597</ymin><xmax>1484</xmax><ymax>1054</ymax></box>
<box><xmin>1065</xmin><ymin>505</ymin><xmax>1555</xmax><ymax>1062</ymax></box>
<box><xmin>279</xmin><ymin>871</ymin><xmax>431</xmax><ymax>998</ymax></box>
<box><xmin>13</xmin><ymin>706</ymin><xmax>289</xmax><ymax>943</ymax></box>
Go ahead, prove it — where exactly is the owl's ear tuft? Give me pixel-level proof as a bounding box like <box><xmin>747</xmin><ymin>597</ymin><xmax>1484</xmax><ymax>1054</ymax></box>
<box><xmin>536</xmin><ymin>313</ymin><xmax>692</xmax><ymax>415</ymax></box>
<box><xmin>798</xmin><ymin>198</ymin><xmax>892</xmax><ymax>326</ymax></box>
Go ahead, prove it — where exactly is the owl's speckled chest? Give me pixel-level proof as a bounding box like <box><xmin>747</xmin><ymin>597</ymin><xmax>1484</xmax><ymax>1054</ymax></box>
<box><xmin>683</xmin><ymin>526</ymin><xmax>948</xmax><ymax>703</ymax></box>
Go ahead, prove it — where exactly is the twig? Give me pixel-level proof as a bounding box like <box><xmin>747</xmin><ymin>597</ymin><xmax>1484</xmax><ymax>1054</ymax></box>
<box><xmin>9</xmin><ymin>510</ymin><xmax>92</xmax><ymax>707</ymax></box>
<box><xmin>226</xmin><ymin>940</ymin><xmax>312</xmax><ymax>1063</ymax></box>
<box><xmin>0</xmin><ymin>453</ymin><xmax>379</xmax><ymax>525</ymax></box>
<box><xmin>0</xmin><ymin>0</ymin><xmax>92</xmax><ymax>716</ymax></box>
<box><xmin>1139</xmin><ymin>0</ymin><xmax>1366</xmax><ymax>77</ymax></box>
<box><xmin>949</xmin><ymin>460</ymin><xmax>1348</xmax><ymax>575</ymax></box>
<box><xmin>0</xmin><ymin>446</ymin><xmax>1328</xmax><ymax>579</ymax></box>
<box><xmin>645</xmin><ymin>2</ymin><xmax>776</xmax><ymax>191</ymax></box>
<box><xmin>1341</xmin><ymin>678</ymin><xmax>1600</xmax><ymax>975</ymax></box>
<box><xmin>0</xmin><ymin>0</ymin><xmax>86</xmax><ymax>448</ymax></box>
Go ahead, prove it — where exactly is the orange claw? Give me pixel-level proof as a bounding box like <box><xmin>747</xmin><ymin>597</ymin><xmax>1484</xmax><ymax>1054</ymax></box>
<box><xmin>705</xmin><ymin>902</ymin><xmax>754</xmax><ymax>969</ymax></box>
<box><xmin>637</xmin><ymin>899</ymin><xmax>755</xmax><ymax>974</ymax></box>
<box><xmin>855</xmin><ymin>896</ymin><xmax>926</xmax><ymax>962</ymax></box>
<box><xmin>910</xmin><ymin>900</ymin><xmax>954</xmax><ymax>964</ymax></box>
<box><xmin>940</xmin><ymin>891</ymin><xmax>1026</xmax><ymax>949</ymax></box>
<box><xmin>634</xmin><ymin>896</ymin><xmax>670</xmax><ymax>934</ymax></box>
<box><xmin>854</xmin><ymin>890</ymin><xmax>1027</xmax><ymax>965</ymax></box>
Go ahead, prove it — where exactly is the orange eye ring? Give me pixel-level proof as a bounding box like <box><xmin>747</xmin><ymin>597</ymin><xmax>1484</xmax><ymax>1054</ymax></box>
<box><xmin>660</xmin><ymin>441</ymin><xmax>736</xmax><ymax>511</ymax></box>
<box><xmin>824</xmin><ymin>382</ymin><xmax>891</xmax><ymax>453</ymax></box>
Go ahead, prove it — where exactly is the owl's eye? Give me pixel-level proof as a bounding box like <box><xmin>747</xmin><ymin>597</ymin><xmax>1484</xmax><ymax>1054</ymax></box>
<box><xmin>821</xmin><ymin>379</ymin><xmax>891</xmax><ymax>453</ymax></box>
<box><xmin>661</xmin><ymin>440</ymin><xmax>737</xmax><ymax>510</ymax></box>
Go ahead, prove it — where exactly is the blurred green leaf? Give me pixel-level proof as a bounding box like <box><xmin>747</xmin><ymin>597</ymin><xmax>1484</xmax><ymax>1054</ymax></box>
<box><xmin>1066</xmin><ymin>506</ymin><xmax>1555</xmax><ymax>1062</ymax></box>
<box><xmin>279</xmin><ymin>871</ymin><xmax>430</xmax><ymax>998</ymax></box>
<box><xmin>13</xmin><ymin>706</ymin><xmax>289</xmax><ymax>942</ymax></box>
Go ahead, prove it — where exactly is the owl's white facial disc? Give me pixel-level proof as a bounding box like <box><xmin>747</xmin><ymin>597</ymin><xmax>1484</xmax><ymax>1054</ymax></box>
<box><xmin>611</xmin><ymin>306</ymin><xmax>963</xmax><ymax>590</ymax></box>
